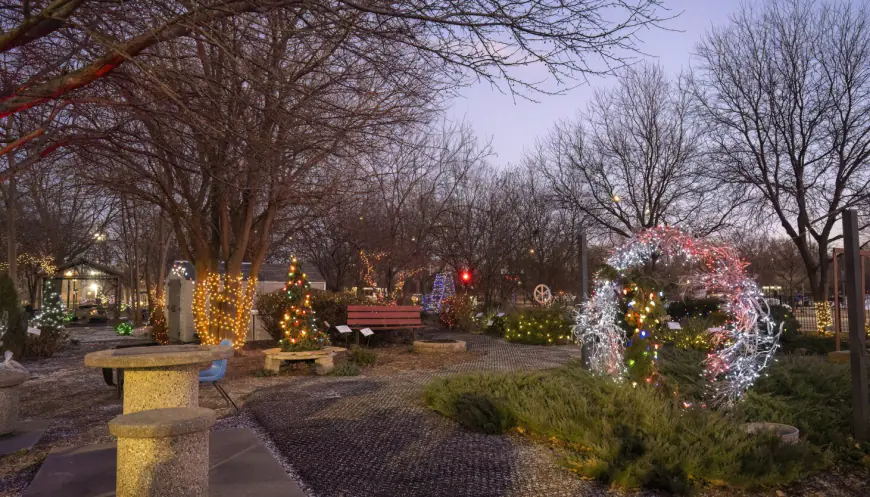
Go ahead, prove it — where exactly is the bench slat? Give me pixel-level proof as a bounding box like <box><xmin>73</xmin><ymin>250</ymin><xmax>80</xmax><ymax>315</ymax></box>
<box><xmin>348</xmin><ymin>311</ymin><xmax>421</xmax><ymax>319</ymax></box>
<box><xmin>348</xmin><ymin>318</ymin><xmax>423</xmax><ymax>326</ymax></box>
<box><xmin>351</xmin><ymin>324</ymin><xmax>424</xmax><ymax>329</ymax></box>
<box><xmin>347</xmin><ymin>305</ymin><xmax>421</xmax><ymax>312</ymax></box>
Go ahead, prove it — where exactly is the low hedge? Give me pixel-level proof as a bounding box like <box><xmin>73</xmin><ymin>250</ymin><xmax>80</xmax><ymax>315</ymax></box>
<box><xmin>503</xmin><ymin>308</ymin><xmax>573</xmax><ymax>345</ymax></box>
<box><xmin>426</xmin><ymin>358</ymin><xmax>834</xmax><ymax>493</ymax></box>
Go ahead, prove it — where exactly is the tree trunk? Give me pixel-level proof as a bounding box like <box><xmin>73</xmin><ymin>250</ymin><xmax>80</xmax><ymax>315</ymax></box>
<box><xmin>5</xmin><ymin>174</ymin><xmax>15</xmax><ymax>285</ymax></box>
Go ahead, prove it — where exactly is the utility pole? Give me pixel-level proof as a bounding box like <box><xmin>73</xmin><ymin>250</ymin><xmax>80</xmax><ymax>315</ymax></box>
<box><xmin>843</xmin><ymin>209</ymin><xmax>869</xmax><ymax>441</ymax></box>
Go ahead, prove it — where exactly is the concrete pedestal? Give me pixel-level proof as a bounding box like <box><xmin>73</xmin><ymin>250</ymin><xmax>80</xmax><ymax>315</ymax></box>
<box><xmin>109</xmin><ymin>407</ymin><xmax>216</xmax><ymax>497</ymax></box>
<box><xmin>0</xmin><ymin>371</ymin><xmax>30</xmax><ymax>436</ymax></box>
<box><xmin>122</xmin><ymin>365</ymin><xmax>199</xmax><ymax>414</ymax></box>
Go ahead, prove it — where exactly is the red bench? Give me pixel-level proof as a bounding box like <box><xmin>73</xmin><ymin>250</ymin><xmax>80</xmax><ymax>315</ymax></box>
<box><xmin>347</xmin><ymin>305</ymin><xmax>423</xmax><ymax>344</ymax></box>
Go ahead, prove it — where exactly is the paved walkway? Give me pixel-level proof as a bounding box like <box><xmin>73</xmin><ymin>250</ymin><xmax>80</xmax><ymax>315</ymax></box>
<box><xmin>246</xmin><ymin>334</ymin><xmax>598</xmax><ymax>497</ymax></box>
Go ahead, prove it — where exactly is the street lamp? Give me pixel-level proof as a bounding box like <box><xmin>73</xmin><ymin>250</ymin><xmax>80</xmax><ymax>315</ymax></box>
<box><xmin>65</xmin><ymin>271</ymin><xmax>73</xmax><ymax>308</ymax></box>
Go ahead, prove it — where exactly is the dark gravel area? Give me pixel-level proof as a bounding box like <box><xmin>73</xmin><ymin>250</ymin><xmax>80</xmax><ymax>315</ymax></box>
<box><xmin>247</xmin><ymin>332</ymin><xmax>870</xmax><ymax>497</ymax></box>
<box><xmin>247</xmin><ymin>333</ymin><xmax>598</xmax><ymax>497</ymax></box>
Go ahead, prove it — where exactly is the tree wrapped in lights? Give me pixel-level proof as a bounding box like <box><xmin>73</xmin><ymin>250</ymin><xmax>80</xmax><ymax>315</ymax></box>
<box><xmin>33</xmin><ymin>286</ymin><xmax>66</xmax><ymax>336</ymax></box>
<box><xmin>574</xmin><ymin>226</ymin><xmax>782</xmax><ymax>405</ymax></box>
<box><xmin>192</xmin><ymin>273</ymin><xmax>256</xmax><ymax>348</ymax></box>
<box><xmin>280</xmin><ymin>257</ymin><xmax>329</xmax><ymax>352</ymax></box>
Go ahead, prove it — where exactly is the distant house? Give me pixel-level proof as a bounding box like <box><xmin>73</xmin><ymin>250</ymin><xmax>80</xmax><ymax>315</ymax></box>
<box><xmin>166</xmin><ymin>261</ymin><xmax>326</xmax><ymax>342</ymax></box>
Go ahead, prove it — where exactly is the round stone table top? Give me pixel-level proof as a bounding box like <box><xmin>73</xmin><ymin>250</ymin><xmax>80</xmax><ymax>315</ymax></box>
<box><xmin>84</xmin><ymin>344</ymin><xmax>234</xmax><ymax>369</ymax></box>
<box><xmin>0</xmin><ymin>370</ymin><xmax>29</xmax><ymax>387</ymax></box>
<box><xmin>263</xmin><ymin>346</ymin><xmax>346</xmax><ymax>360</ymax></box>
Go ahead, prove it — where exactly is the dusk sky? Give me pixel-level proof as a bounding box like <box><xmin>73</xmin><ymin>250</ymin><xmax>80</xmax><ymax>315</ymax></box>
<box><xmin>449</xmin><ymin>0</ymin><xmax>743</xmax><ymax>167</ymax></box>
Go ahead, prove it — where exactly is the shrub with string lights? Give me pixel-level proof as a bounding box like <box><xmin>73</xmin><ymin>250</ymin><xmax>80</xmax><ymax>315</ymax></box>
<box><xmin>504</xmin><ymin>308</ymin><xmax>573</xmax><ymax>345</ymax></box>
<box><xmin>574</xmin><ymin>226</ymin><xmax>782</xmax><ymax>405</ymax></box>
<box><xmin>33</xmin><ymin>287</ymin><xmax>66</xmax><ymax>336</ymax></box>
<box><xmin>280</xmin><ymin>257</ymin><xmax>329</xmax><ymax>352</ymax></box>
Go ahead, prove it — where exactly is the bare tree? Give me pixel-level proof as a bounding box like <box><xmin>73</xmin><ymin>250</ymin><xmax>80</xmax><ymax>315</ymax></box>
<box><xmin>691</xmin><ymin>0</ymin><xmax>870</xmax><ymax>306</ymax></box>
<box><xmin>0</xmin><ymin>0</ymin><xmax>670</xmax><ymax>178</ymax></box>
<box><xmin>537</xmin><ymin>62</ymin><xmax>737</xmax><ymax>240</ymax></box>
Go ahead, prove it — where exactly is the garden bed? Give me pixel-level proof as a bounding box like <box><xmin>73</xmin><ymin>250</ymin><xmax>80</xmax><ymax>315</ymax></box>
<box><xmin>425</xmin><ymin>354</ymin><xmax>865</xmax><ymax>494</ymax></box>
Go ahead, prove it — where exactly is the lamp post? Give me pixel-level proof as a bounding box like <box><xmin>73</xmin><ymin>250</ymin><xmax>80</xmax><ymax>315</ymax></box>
<box><xmin>65</xmin><ymin>270</ymin><xmax>73</xmax><ymax>309</ymax></box>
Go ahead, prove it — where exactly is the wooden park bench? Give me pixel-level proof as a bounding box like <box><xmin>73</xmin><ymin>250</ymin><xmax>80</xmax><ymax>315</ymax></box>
<box><xmin>347</xmin><ymin>305</ymin><xmax>423</xmax><ymax>344</ymax></box>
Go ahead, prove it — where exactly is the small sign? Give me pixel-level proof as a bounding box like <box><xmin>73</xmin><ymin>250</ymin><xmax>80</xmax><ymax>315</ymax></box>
<box><xmin>496</xmin><ymin>312</ymin><xmax>505</xmax><ymax>317</ymax></box>
<box><xmin>336</xmin><ymin>325</ymin><xmax>352</xmax><ymax>334</ymax></box>
<box><xmin>360</xmin><ymin>328</ymin><xmax>374</xmax><ymax>337</ymax></box>
<box><xmin>26</xmin><ymin>327</ymin><xmax>41</xmax><ymax>336</ymax></box>
<box><xmin>666</xmin><ymin>322</ymin><xmax>681</xmax><ymax>330</ymax></box>
<box><xmin>486</xmin><ymin>320</ymin><xmax>493</xmax><ymax>327</ymax></box>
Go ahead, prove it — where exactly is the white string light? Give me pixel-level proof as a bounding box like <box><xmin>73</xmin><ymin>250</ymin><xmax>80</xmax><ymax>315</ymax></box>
<box><xmin>573</xmin><ymin>226</ymin><xmax>781</xmax><ymax>405</ymax></box>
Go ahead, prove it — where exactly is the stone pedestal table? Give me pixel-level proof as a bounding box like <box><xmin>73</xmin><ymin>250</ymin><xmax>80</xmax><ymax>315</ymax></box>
<box><xmin>0</xmin><ymin>371</ymin><xmax>30</xmax><ymax>435</ymax></box>
<box><xmin>85</xmin><ymin>345</ymin><xmax>233</xmax><ymax>414</ymax></box>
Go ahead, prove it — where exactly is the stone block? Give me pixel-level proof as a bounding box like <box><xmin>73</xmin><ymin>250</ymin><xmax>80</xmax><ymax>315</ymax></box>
<box><xmin>109</xmin><ymin>407</ymin><xmax>216</xmax><ymax>497</ymax></box>
<box><xmin>314</xmin><ymin>355</ymin><xmax>335</xmax><ymax>375</ymax></box>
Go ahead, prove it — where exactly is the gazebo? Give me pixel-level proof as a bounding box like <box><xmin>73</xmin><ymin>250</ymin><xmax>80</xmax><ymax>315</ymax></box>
<box><xmin>42</xmin><ymin>259</ymin><xmax>127</xmax><ymax>318</ymax></box>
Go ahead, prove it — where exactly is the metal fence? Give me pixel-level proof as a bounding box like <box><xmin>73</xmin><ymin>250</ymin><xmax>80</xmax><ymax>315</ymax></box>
<box><xmin>762</xmin><ymin>292</ymin><xmax>870</xmax><ymax>334</ymax></box>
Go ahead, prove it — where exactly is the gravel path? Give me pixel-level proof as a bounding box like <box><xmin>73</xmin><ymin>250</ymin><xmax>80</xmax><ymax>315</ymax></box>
<box><xmin>246</xmin><ymin>333</ymin><xmax>597</xmax><ymax>497</ymax></box>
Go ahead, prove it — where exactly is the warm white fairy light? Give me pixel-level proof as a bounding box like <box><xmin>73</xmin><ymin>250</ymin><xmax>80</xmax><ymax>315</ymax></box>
<box><xmin>573</xmin><ymin>226</ymin><xmax>781</xmax><ymax>405</ymax></box>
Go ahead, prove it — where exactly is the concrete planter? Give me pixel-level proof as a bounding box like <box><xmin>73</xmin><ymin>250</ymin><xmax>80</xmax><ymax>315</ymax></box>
<box><xmin>0</xmin><ymin>371</ymin><xmax>30</xmax><ymax>436</ymax></box>
<box><xmin>744</xmin><ymin>422</ymin><xmax>800</xmax><ymax>444</ymax></box>
<box><xmin>110</xmin><ymin>407</ymin><xmax>216</xmax><ymax>497</ymax></box>
<box><xmin>412</xmin><ymin>339</ymin><xmax>467</xmax><ymax>354</ymax></box>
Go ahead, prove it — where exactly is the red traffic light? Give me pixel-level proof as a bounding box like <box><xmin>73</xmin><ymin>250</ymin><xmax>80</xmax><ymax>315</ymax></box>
<box><xmin>460</xmin><ymin>270</ymin><xmax>471</xmax><ymax>283</ymax></box>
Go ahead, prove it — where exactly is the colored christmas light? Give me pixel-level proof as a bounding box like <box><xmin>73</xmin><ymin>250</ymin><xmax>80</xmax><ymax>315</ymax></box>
<box><xmin>573</xmin><ymin>226</ymin><xmax>781</xmax><ymax>405</ymax></box>
<box><xmin>279</xmin><ymin>257</ymin><xmax>329</xmax><ymax>352</ymax></box>
<box><xmin>422</xmin><ymin>273</ymin><xmax>455</xmax><ymax>313</ymax></box>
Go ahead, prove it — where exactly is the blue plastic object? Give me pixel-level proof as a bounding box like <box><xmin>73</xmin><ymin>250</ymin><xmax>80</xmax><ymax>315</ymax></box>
<box><xmin>199</xmin><ymin>339</ymin><xmax>238</xmax><ymax>411</ymax></box>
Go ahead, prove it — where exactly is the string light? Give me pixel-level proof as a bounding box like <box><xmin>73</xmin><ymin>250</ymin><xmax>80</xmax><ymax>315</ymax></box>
<box><xmin>193</xmin><ymin>272</ymin><xmax>256</xmax><ymax>349</ymax></box>
<box><xmin>0</xmin><ymin>253</ymin><xmax>56</xmax><ymax>278</ymax></box>
<box><xmin>359</xmin><ymin>250</ymin><xmax>385</xmax><ymax>288</ymax></box>
<box><xmin>279</xmin><ymin>257</ymin><xmax>329</xmax><ymax>351</ymax></box>
<box><xmin>422</xmin><ymin>273</ymin><xmax>455</xmax><ymax>313</ymax></box>
<box><xmin>814</xmin><ymin>301</ymin><xmax>833</xmax><ymax>335</ymax></box>
<box><xmin>573</xmin><ymin>226</ymin><xmax>781</xmax><ymax>405</ymax></box>
<box><xmin>148</xmin><ymin>288</ymin><xmax>169</xmax><ymax>345</ymax></box>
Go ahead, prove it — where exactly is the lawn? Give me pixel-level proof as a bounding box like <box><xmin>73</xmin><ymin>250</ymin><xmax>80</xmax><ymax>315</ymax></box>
<box><xmin>425</xmin><ymin>352</ymin><xmax>866</xmax><ymax>494</ymax></box>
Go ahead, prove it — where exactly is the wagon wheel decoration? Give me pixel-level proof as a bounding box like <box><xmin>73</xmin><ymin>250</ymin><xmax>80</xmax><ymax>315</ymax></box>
<box><xmin>533</xmin><ymin>284</ymin><xmax>553</xmax><ymax>305</ymax></box>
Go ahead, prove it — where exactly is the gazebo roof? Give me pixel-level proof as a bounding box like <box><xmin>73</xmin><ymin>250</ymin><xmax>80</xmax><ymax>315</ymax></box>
<box><xmin>54</xmin><ymin>259</ymin><xmax>125</xmax><ymax>278</ymax></box>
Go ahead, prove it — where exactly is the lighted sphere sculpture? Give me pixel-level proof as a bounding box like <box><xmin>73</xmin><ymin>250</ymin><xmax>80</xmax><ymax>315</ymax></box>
<box><xmin>573</xmin><ymin>226</ymin><xmax>781</xmax><ymax>405</ymax></box>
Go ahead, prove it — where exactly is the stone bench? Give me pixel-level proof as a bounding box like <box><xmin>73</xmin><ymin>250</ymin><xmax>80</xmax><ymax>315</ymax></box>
<box><xmin>0</xmin><ymin>371</ymin><xmax>30</xmax><ymax>436</ymax></box>
<box><xmin>109</xmin><ymin>407</ymin><xmax>216</xmax><ymax>497</ymax></box>
<box><xmin>263</xmin><ymin>346</ymin><xmax>346</xmax><ymax>375</ymax></box>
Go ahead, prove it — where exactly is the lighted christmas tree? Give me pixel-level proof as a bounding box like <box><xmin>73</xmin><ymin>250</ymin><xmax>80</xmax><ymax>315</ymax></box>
<box><xmin>34</xmin><ymin>286</ymin><xmax>66</xmax><ymax>336</ymax></box>
<box><xmin>280</xmin><ymin>257</ymin><xmax>329</xmax><ymax>352</ymax></box>
<box><xmin>620</xmin><ymin>283</ymin><xmax>665</xmax><ymax>385</ymax></box>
